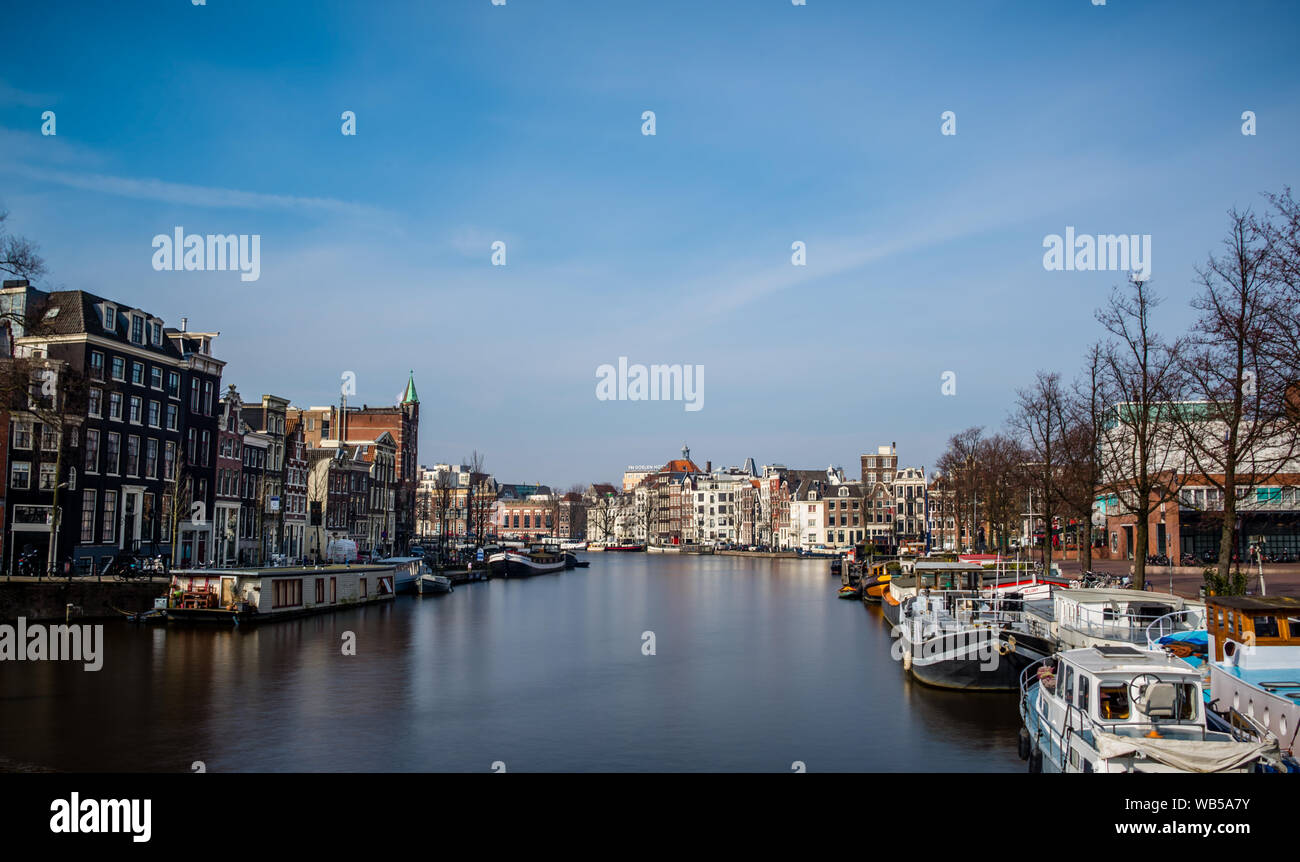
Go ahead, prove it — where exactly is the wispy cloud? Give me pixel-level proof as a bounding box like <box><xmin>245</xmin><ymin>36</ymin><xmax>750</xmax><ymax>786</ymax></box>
<box><xmin>9</xmin><ymin>163</ymin><xmax>389</xmax><ymax>220</ymax></box>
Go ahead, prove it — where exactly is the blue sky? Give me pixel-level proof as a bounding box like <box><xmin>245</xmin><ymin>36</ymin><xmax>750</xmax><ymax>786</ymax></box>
<box><xmin>2</xmin><ymin>0</ymin><xmax>1297</xmax><ymax>488</ymax></box>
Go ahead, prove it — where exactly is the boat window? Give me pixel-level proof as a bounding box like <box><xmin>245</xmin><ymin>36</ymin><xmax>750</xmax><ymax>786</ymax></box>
<box><xmin>1099</xmin><ymin>683</ymin><xmax>1131</xmax><ymax>720</ymax></box>
<box><xmin>1078</xmin><ymin>676</ymin><xmax>1091</xmax><ymax>713</ymax></box>
<box><xmin>1063</xmin><ymin>666</ymin><xmax>1075</xmax><ymax>703</ymax></box>
<box><xmin>1286</xmin><ymin>618</ymin><xmax>1300</xmax><ymax>640</ymax></box>
<box><xmin>1137</xmin><ymin>683</ymin><xmax>1198</xmax><ymax>721</ymax></box>
<box><xmin>1254</xmin><ymin>616</ymin><xmax>1280</xmax><ymax>639</ymax></box>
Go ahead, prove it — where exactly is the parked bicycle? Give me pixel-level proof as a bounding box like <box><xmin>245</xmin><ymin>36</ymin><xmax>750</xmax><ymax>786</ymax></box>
<box><xmin>104</xmin><ymin>551</ymin><xmax>155</xmax><ymax>581</ymax></box>
<box><xmin>15</xmin><ymin>547</ymin><xmax>41</xmax><ymax>578</ymax></box>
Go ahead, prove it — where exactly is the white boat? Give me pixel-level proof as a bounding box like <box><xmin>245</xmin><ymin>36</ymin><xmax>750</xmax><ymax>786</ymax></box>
<box><xmin>884</xmin><ymin>560</ymin><xmax>1066</xmax><ymax>625</ymax></box>
<box><xmin>1022</xmin><ymin>587</ymin><xmax>1204</xmax><ymax>651</ymax></box>
<box><xmin>897</xmin><ymin>589</ymin><xmax>1039</xmax><ymax>691</ymax></box>
<box><xmin>416</xmin><ymin>573</ymin><xmax>453</xmax><ymax>594</ymax></box>
<box><xmin>376</xmin><ymin>557</ymin><xmax>428</xmax><ymax>595</ymax></box>
<box><xmin>560</xmin><ymin>541</ymin><xmax>587</xmax><ymax>551</ymax></box>
<box><xmin>1019</xmin><ymin>644</ymin><xmax>1282</xmax><ymax>773</ymax></box>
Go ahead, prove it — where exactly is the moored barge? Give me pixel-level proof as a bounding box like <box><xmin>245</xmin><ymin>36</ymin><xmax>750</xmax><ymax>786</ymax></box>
<box><xmin>162</xmin><ymin>565</ymin><xmax>397</xmax><ymax>624</ymax></box>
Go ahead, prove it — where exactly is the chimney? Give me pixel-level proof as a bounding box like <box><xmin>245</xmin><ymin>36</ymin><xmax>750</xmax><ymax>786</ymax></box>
<box><xmin>180</xmin><ymin>317</ymin><xmax>188</xmax><ymax>332</ymax></box>
<box><xmin>706</xmin><ymin>460</ymin><xmax>711</xmax><ymax>473</ymax></box>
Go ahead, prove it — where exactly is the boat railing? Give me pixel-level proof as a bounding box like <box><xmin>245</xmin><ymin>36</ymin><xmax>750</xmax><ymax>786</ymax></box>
<box><xmin>1019</xmin><ymin>654</ymin><xmax>1054</xmax><ymax>714</ymax></box>
<box><xmin>913</xmin><ymin>589</ymin><xmax>1030</xmax><ymax>629</ymax></box>
<box><xmin>1144</xmin><ymin>609</ymin><xmax>1206</xmax><ymax>650</ymax></box>
<box><xmin>1220</xmin><ymin>707</ymin><xmax>1276</xmax><ymax>746</ymax></box>
<box><xmin>1064</xmin><ymin>604</ymin><xmax>1200</xmax><ymax>645</ymax></box>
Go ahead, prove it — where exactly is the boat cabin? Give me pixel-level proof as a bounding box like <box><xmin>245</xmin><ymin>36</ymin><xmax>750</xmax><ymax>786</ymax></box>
<box><xmin>166</xmin><ymin>564</ymin><xmax>396</xmax><ymax>623</ymax></box>
<box><xmin>1026</xmin><ymin>587</ymin><xmax>1203</xmax><ymax>650</ymax></box>
<box><xmin>1206</xmin><ymin>595</ymin><xmax>1300</xmax><ymax>749</ymax></box>
<box><xmin>1207</xmin><ymin>595</ymin><xmax>1300</xmax><ymax>664</ymax></box>
<box><xmin>1035</xmin><ymin>646</ymin><xmax>1207</xmax><ymax>738</ymax></box>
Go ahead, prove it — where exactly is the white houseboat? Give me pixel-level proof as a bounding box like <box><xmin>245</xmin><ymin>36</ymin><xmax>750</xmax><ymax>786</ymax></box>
<box><xmin>1019</xmin><ymin>645</ymin><xmax>1281</xmax><ymax>773</ymax></box>
<box><xmin>1022</xmin><ymin>588</ymin><xmax>1203</xmax><ymax>651</ymax></box>
<box><xmin>898</xmin><ymin>589</ymin><xmax>1039</xmax><ymax>691</ymax></box>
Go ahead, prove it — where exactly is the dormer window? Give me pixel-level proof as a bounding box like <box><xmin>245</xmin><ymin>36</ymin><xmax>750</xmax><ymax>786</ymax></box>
<box><xmin>151</xmin><ymin>321</ymin><xmax>162</xmax><ymax>345</ymax></box>
<box><xmin>103</xmin><ymin>304</ymin><xmax>116</xmax><ymax>331</ymax></box>
<box><xmin>131</xmin><ymin>315</ymin><xmax>143</xmax><ymax>344</ymax></box>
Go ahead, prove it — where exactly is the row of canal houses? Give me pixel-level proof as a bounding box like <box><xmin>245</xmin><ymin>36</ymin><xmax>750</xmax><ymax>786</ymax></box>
<box><xmin>583</xmin><ymin>444</ymin><xmax>946</xmax><ymax>553</ymax></box>
<box><xmin>0</xmin><ymin>279</ymin><xmax>420</xmax><ymax>577</ymax></box>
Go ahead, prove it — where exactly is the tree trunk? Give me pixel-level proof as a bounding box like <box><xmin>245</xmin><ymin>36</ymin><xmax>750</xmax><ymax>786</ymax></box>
<box><xmin>1079</xmin><ymin>511</ymin><xmax>1093</xmax><ymax>573</ymax></box>
<box><xmin>1133</xmin><ymin>515</ymin><xmax>1148</xmax><ymax>590</ymax></box>
<box><xmin>1217</xmin><ymin>500</ymin><xmax>1237</xmax><ymax>581</ymax></box>
<box><xmin>47</xmin><ymin>438</ymin><xmax>65</xmax><ymax>579</ymax></box>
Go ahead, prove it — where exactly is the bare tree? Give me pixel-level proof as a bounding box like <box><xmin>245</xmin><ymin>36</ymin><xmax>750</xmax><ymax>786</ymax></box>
<box><xmin>0</xmin><ymin>357</ymin><xmax>86</xmax><ymax>577</ymax></box>
<box><xmin>1012</xmin><ymin>372</ymin><xmax>1070</xmax><ymax>571</ymax></box>
<box><xmin>1257</xmin><ymin>188</ymin><xmax>1300</xmax><ymax>423</ymax></box>
<box><xmin>588</xmin><ymin>486</ymin><xmax>618</xmax><ymax>542</ymax></box>
<box><xmin>978</xmin><ymin>433</ymin><xmax>1028</xmax><ymax>555</ymax></box>
<box><xmin>0</xmin><ymin>211</ymin><xmax>46</xmax><ymax>284</ymax></box>
<box><xmin>1094</xmin><ymin>280</ymin><xmax>1185</xmax><ymax>590</ymax></box>
<box><xmin>1173</xmin><ymin>208</ymin><xmax>1296</xmax><ymax>578</ymax></box>
<box><xmin>1057</xmin><ymin>344</ymin><xmax>1107</xmax><ymax>574</ymax></box>
<box><xmin>936</xmin><ymin>427</ymin><xmax>984</xmax><ymax>552</ymax></box>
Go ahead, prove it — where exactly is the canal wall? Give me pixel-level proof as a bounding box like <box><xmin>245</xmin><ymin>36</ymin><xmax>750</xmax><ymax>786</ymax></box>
<box><xmin>0</xmin><ymin>579</ymin><xmax>164</xmax><ymax>623</ymax></box>
<box><xmin>717</xmin><ymin>550</ymin><xmax>800</xmax><ymax>559</ymax></box>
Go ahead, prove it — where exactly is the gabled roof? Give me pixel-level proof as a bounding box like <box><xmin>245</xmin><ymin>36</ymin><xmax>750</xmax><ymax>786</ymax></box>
<box><xmin>23</xmin><ymin>290</ymin><xmax>183</xmax><ymax>361</ymax></box>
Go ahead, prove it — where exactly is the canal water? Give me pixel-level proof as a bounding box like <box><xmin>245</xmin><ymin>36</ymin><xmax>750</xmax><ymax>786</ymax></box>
<box><xmin>1</xmin><ymin>555</ymin><xmax>1023</xmax><ymax>772</ymax></box>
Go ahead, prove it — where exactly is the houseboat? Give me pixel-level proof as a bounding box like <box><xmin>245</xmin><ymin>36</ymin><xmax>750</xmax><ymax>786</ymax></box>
<box><xmin>1018</xmin><ymin>645</ymin><xmax>1281</xmax><ymax>772</ymax></box>
<box><xmin>163</xmin><ymin>564</ymin><xmax>397</xmax><ymax>624</ymax></box>
<box><xmin>488</xmin><ymin>547</ymin><xmax>566</xmax><ymax>577</ymax></box>
<box><xmin>897</xmin><ymin>589</ymin><xmax>1038</xmax><ymax>691</ymax></box>
<box><xmin>1021</xmin><ymin>588</ymin><xmax>1203</xmax><ymax>651</ymax></box>
<box><xmin>883</xmin><ymin>561</ymin><xmax>987</xmax><ymax>625</ymax></box>
<box><xmin>1206</xmin><ymin>594</ymin><xmax>1300</xmax><ymax>759</ymax></box>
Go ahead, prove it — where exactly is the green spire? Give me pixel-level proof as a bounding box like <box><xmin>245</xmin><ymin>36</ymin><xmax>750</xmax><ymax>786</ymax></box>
<box><xmin>402</xmin><ymin>370</ymin><xmax>419</xmax><ymax>404</ymax></box>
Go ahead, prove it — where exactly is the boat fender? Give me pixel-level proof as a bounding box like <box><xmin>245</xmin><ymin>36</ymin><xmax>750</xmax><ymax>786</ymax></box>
<box><xmin>1017</xmin><ymin>727</ymin><xmax>1030</xmax><ymax>760</ymax></box>
<box><xmin>1028</xmin><ymin>746</ymin><xmax>1042</xmax><ymax>774</ymax></box>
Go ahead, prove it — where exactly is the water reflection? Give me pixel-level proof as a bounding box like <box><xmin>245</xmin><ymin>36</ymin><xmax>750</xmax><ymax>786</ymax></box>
<box><xmin>0</xmin><ymin>556</ymin><xmax>1022</xmax><ymax>772</ymax></box>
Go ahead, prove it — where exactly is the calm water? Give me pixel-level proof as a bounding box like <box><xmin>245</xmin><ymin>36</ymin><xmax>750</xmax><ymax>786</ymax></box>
<box><xmin>1</xmin><ymin>555</ymin><xmax>1023</xmax><ymax>772</ymax></box>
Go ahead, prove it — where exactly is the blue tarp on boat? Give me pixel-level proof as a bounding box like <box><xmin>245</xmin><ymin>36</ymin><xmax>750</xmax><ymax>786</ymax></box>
<box><xmin>1159</xmin><ymin>629</ymin><xmax>1208</xmax><ymax>649</ymax></box>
